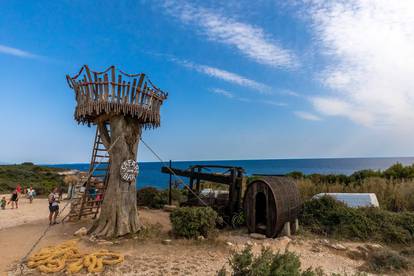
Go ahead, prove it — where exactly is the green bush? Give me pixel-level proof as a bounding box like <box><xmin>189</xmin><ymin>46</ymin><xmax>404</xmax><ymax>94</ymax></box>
<box><xmin>136</xmin><ymin>187</ymin><xmax>187</xmax><ymax>209</ymax></box>
<box><xmin>136</xmin><ymin>187</ymin><xmax>167</xmax><ymax>208</ymax></box>
<box><xmin>170</xmin><ymin>207</ymin><xmax>218</xmax><ymax>238</ymax></box>
<box><xmin>365</xmin><ymin>249</ymin><xmax>410</xmax><ymax>273</ymax></box>
<box><xmin>228</xmin><ymin>245</ymin><xmax>324</xmax><ymax>276</ymax></box>
<box><xmin>300</xmin><ymin>196</ymin><xmax>414</xmax><ymax>244</ymax></box>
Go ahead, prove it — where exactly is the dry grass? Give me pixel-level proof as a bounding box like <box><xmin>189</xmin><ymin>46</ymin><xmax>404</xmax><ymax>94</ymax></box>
<box><xmin>296</xmin><ymin>177</ymin><xmax>414</xmax><ymax>211</ymax></box>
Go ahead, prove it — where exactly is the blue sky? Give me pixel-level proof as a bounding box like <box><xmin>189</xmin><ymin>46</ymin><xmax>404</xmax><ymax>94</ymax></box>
<box><xmin>1</xmin><ymin>0</ymin><xmax>414</xmax><ymax>163</ymax></box>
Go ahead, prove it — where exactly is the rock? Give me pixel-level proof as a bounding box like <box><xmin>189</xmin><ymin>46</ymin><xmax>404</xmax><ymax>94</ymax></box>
<box><xmin>162</xmin><ymin>239</ymin><xmax>172</xmax><ymax>245</ymax></box>
<box><xmin>97</xmin><ymin>240</ymin><xmax>114</xmax><ymax>246</ymax></box>
<box><xmin>89</xmin><ymin>235</ymin><xmax>97</xmax><ymax>242</ymax></box>
<box><xmin>163</xmin><ymin>205</ymin><xmax>177</xmax><ymax>212</ymax></box>
<box><xmin>327</xmin><ymin>243</ymin><xmax>347</xmax><ymax>251</ymax></box>
<box><xmin>226</xmin><ymin>241</ymin><xmax>235</xmax><ymax>247</ymax></box>
<box><xmin>250</xmin><ymin>233</ymin><xmax>266</xmax><ymax>240</ymax></box>
<box><xmin>246</xmin><ymin>241</ymin><xmax>254</xmax><ymax>246</ymax></box>
<box><xmin>74</xmin><ymin>227</ymin><xmax>87</xmax><ymax>237</ymax></box>
<box><xmin>366</xmin><ymin>243</ymin><xmax>382</xmax><ymax>250</ymax></box>
<box><xmin>197</xmin><ymin>236</ymin><xmax>205</xmax><ymax>241</ymax></box>
<box><xmin>320</xmin><ymin>239</ymin><xmax>330</xmax><ymax>245</ymax></box>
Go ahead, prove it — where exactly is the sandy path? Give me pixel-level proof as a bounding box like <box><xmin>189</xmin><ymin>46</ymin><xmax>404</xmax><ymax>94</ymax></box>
<box><xmin>0</xmin><ymin>196</ymin><xmax>63</xmax><ymax>230</ymax></box>
<box><xmin>0</xmin><ymin>206</ymin><xmax>369</xmax><ymax>275</ymax></box>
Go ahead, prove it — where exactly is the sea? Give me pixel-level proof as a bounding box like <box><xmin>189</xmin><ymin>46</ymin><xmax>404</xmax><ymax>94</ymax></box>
<box><xmin>47</xmin><ymin>157</ymin><xmax>414</xmax><ymax>189</ymax></box>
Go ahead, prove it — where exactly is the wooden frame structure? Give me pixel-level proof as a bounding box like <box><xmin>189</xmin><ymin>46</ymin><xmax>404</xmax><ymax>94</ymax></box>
<box><xmin>161</xmin><ymin>165</ymin><xmax>246</xmax><ymax>220</ymax></box>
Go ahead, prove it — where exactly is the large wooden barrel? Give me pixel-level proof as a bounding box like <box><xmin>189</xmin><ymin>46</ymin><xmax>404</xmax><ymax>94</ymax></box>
<box><xmin>243</xmin><ymin>176</ymin><xmax>301</xmax><ymax>238</ymax></box>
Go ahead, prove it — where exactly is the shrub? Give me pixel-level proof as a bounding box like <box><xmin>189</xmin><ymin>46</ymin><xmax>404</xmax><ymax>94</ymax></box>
<box><xmin>137</xmin><ymin>187</ymin><xmax>167</xmax><ymax>208</ymax></box>
<box><xmin>137</xmin><ymin>187</ymin><xmax>187</xmax><ymax>209</ymax></box>
<box><xmin>170</xmin><ymin>207</ymin><xmax>218</xmax><ymax>238</ymax></box>
<box><xmin>227</xmin><ymin>246</ymin><xmax>324</xmax><ymax>276</ymax></box>
<box><xmin>365</xmin><ymin>249</ymin><xmax>410</xmax><ymax>273</ymax></box>
<box><xmin>300</xmin><ymin>196</ymin><xmax>414</xmax><ymax>244</ymax></box>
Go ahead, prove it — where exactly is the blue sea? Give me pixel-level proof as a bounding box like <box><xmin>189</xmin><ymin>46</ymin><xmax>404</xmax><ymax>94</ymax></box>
<box><xmin>47</xmin><ymin>157</ymin><xmax>414</xmax><ymax>189</ymax></box>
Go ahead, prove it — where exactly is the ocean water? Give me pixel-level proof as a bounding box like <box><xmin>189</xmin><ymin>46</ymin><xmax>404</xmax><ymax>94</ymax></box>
<box><xmin>48</xmin><ymin>157</ymin><xmax>414</xmax><ymax>189</ymax></box>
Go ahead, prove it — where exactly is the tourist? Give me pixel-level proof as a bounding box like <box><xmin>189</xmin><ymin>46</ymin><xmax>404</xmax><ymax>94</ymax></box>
<box><xmin>48</xmin><ymin>188</ymin><xmax>60</xmax><ymax>225</ymax></box>
<box><xmin>9</xmin><ymin>189</ymin><xmax>19</xmax><ymax>209</ymax></box>
<box><xmin>27</xmin><ymin>186</ymin><xmax>36</xmax><ymax>204</ymax></box>
<box><xmin>0</xmin><ymin>196</ymin><xmax>6</xmax><ymax>210</ymax></box>
<box><xmin>16</xmin><ymin>183</ymin><xmax>22</xmax><ymax>194</ymax></box>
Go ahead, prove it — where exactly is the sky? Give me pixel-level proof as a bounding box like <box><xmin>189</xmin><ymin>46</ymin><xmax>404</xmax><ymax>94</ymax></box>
<box><xmin>1</xmin><ymin>0</ymin><xmax>414</xmax><ymax>164</ymax></box>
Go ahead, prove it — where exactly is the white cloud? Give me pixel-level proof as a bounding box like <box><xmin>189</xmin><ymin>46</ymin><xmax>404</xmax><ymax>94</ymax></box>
<box><xmin>0</xmin><ymin>44</ymin><xmax>38</xmax><ymax>58</ymax></box>
<box><xmin>302</xmin><ymin>0</ymin><xmax>414</xmax><ymax>127</ymax></box>
<box><xmin>162</xmin><ymin>1</ymin><xmax>297</xmax><ymax>68</ymax></box>
<box><xmin>210</xmin><ymin>88</ymin><xmax>234</xmax><ymax>98</ymax></box>
<box><xmin>177</xmin><ymin>59</ymin><xmax>271</xmax><ymax>93</ymax></box>
<box><xmin>294</xmin><ymin>111</ymin><xmax>322</xmax><ymax>121</ymax></box>
<box><xmin>261</xmin><ymin>100</ymin><xmax>287</xmax><ymax>107</ymax></box>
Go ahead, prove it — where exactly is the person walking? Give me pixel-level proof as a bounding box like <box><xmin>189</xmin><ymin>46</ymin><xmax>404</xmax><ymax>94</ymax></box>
<box><xmin>9</xmin><ymin>189</ymin><xmax>19</xmax><ymax>209</ymax></box>
<box><xmin>27</xmin><ymin>186</ymin><xmax>35</xmax><ymax>203</ymax></box>
<box><xmin>48</xmin><ymin>188</ymin><xmax>60</xmax><ymax>225</ymax></box>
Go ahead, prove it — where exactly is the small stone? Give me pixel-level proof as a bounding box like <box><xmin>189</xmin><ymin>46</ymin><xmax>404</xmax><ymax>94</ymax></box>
<box><xmin>250</xmin><ymin>233</ymin><xmax>267</xmax><ymax>240</ymax></box>
<box><xmin>327</xmin><ymin>243</ymin><xmax>347</xmax><ymax>251</ymax></box>
<box><xmin>74</xmin><ymin>227</ymin><xmax>88</xmax><ymax>237</ymax></box>
<box><xmin>133</xmin><ymin>236</ymin><xmax>138</xmax><ymax>240</ymax></box>
<box><xmin>197</xmin><ymin>236</ymin><xmax>205</xmax><ymax>241</ymax></box>
<box><xmin>89</xmin><ymin>235</ymin><xmax>97</xmax><ymax>242</ymax></box>
<box><xmin>366</xmin><ymin>243</ymin><xmax>382</xmax><ymax>250</ymax></box>
<box><xmin>98</xmin><ymin>241</ymin><xmax>114</xmax><ymax>245</ymax></box>
<box><xmin>320</xmin><ymin>239</ymin><xmax>330</xmax><ymax>245</ymax></box>
<box><xmin>163</xmin><ymin>205</ymin><xmax>177</xmax><ymax>212</ymax></box>
<box><xmin>246</xmin><ymin>241</ymin><xmax>253</xmax><ymax>246</ymax></box>
<box><xmin>226</xmin><ymin>241</ymin><xmax>234</xmax><ymax>247</ymax></box>
<box><xmin>162</xmin><ymin>239</ymin><xmax>172</xmax><ymax>245</ymax></box>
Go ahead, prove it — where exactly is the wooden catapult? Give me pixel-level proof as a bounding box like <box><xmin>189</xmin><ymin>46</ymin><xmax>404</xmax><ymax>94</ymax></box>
<box><xmin>65</xmin><ymin>65</ymin><xmax>167</xmax><ymax>227</ymax></box>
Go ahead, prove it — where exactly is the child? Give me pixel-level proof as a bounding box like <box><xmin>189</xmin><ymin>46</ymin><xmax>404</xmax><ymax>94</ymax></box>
<box><xmin>9</xmin><ymin>189</ymin><xmax>19</xmax><ymax>209</ymax></box>
<box><xmin>1</xmin><ymin>196</ymin><xmax>6</xmax><ymax>210</ymax></box>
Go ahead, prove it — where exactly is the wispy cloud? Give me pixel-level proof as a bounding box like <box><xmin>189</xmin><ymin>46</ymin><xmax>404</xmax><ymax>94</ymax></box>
<box><xmin>209</xmin><ymin>88</ymin><xmax>234</xmax><ymax>98</ymax></box>
<box><xmin>261</xmin><ymin>100</ymin><xmax>287</xmax><ymax>107</ymax></box>
<box><xmin>161</xmin><ymin>1</ymin><xmax>297</xmax><ymax>68</ymax></box>
<box><xmin>299</xmin><ymin>1</ymin><xmax>414</xmax><ymax>127</ymax></box>
<box><xmin>0</xmin><ymin>44</ymin><xmax>38</xmax><ymax>58</ymax></box>
<box><xmin>176</xmin><ymin>58</ymin><xmax>271</xmax><ymax>93</ymax></box>
<box><xmin>209</xmin><ymin>87</ymin><xmax>287</xmax><ymax>108</ymax></box>
<box><xmin>294</xmin><ymin>111</ymin><xmax>322</xmax><ymax>121</ymax></box>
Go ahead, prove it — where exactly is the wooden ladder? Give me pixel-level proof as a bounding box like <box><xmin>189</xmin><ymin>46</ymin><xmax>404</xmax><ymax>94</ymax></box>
<box><xmin>67</xmin><ymin>127</ymin><xmax>111</xmax><ymax>221</ymax></box>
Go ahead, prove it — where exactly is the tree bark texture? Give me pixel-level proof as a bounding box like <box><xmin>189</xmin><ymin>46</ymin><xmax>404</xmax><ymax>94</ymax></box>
<box><xmin>90</xmin><ymin>115</ymin><xmax>142</xmax><ymax>238</ymax></box>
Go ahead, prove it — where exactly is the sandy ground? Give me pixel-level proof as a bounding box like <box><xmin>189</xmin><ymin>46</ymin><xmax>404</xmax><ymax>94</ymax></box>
<box><xmin>0</xmin><ymin>198</ymin><xmax>380</xmax><ymax>275</ymax></box>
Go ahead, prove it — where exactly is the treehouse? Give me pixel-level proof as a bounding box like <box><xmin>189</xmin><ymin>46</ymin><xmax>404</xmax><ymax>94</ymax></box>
<box><xmin>66</xmin><ymin>65</ymin><xmax>167</xmax><ymax>127</ymax></box>
<box><xmin>66</xmin><ymin>65</ymin><xmax>167</xmax><ymax>237</ymax></box>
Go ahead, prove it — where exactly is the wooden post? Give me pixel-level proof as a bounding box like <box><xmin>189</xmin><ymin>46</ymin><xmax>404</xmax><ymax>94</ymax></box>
<box><xmin>168</xmin><ymin>160</ymin><xmax>172</xmax><ymax>205</ymax></box>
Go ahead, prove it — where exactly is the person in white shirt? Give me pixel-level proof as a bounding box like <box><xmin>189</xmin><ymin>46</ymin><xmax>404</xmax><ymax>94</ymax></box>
<box><xmin>27</xmin><ymin>186</ymin><xmax>35</xmax><ymax>204</ymax></box>
<box><xmin>48</xmin><ymin>188</ymin><xmax>60</xmax><ymax>225</ymax></box>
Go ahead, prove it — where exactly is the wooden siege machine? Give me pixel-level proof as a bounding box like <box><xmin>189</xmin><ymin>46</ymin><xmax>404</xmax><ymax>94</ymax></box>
<box><xmin>162</xmin><ymin>165</ymin><xmax>302</xmax><ymax>238</ymax></box>
<box><xmin>161</xmin><ymin>165</ymin><xmax>246</xmax><ymax>221</ymax></box>
<box><xmin>65</xmin><ymin>65</ymin><xmax>167</xmax><ymax>221</ymax></box>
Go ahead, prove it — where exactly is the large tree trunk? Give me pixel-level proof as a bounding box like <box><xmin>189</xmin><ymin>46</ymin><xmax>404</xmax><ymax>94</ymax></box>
<box><xmin>89</xmin><ymin>115</ymin><xmax>142</xmax><ymax>238</ymax></box>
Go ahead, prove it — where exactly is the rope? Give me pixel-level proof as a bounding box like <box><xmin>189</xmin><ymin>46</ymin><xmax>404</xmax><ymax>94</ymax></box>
<box><xmin>17</xmin><ymin>135</ymin><xmax>121</xmax><ymax>275</ymax></box>
<box><xmin>139</xmin><ymin>138</ymin><xmax>216</xmax><ymax>210</ymax></box>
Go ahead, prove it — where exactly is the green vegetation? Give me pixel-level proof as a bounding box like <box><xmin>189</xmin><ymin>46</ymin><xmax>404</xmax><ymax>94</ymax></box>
<box><xmin>0</xmin><ymin>163</ymin><xmax>64</xmax><ymax>195</ymax></box>
<box><xmin>223</xmin><ymin>245</ymin><xmax>364</xmax><ymax>276</ymax></box>
<box><xmin>136</xmin><ymin>187</ymin><xmax>187</xmax><ymax>208</ymax></box>
<box><xmin>170</xmin><ymin>206</ymin><xmax>218</xmax><ymax>238</ymax></box>
<box><xmin>300</xmin><ymin>196</ymin><xmax>414</xmax><ymax>244</ymax></box>
<box><xmin>292</xmin><ymin>162</ymin><xmax>414</xmax><ymax>212</ymax></box>
<box><xmin>364</xmin><ymin>249</ymin><xmax>410</xmax><ymax>273</ymax></box>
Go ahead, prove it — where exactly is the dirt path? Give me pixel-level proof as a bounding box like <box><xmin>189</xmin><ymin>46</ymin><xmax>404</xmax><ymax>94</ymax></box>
<box><xmin>1</xmin><ymin>207</ymin><xmax>369</xmax><ymax>275</ymax></box>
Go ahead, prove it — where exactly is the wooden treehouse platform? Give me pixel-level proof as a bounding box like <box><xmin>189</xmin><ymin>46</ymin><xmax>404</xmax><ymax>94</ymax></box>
<box><xmin>66</xmin><ymin>65</ymin><xmax>167</xmax><ymax>127</ymax></box>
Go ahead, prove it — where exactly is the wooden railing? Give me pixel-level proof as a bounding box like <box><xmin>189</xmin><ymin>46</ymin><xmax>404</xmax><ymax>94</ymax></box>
<box><xmin>66</xmin><ymin>65</ymin><xmax>168</xmax><ymax>126</ymax></box>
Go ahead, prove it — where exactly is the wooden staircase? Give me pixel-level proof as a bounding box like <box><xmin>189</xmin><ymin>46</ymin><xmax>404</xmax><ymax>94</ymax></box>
<box><xmin>66</xmin><ymin>127</ymin><xmax>111</xmax><ymax>221</ymax></box>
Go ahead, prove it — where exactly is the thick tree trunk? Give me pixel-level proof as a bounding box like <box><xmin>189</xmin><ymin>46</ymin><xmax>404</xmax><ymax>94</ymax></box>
<box><xmin>90</xmin><ymin>115</ymin><xmax>142</xmax><ymax>238</ymax></box>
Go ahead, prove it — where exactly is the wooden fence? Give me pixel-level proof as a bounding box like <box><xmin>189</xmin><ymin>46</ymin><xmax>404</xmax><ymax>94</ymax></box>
<box><xmin>66</xmin><ymin>65</ymin><xmax>168</xmax><ymax>127</ymax></box>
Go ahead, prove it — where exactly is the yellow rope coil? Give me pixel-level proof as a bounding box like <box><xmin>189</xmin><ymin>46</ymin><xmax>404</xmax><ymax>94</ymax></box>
<box><xmin>26</xmin><ymin>240</ymin><xmax>124</xmax><ymax>274</ymax></box>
